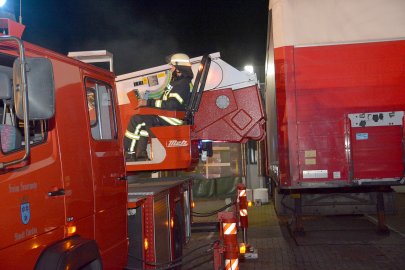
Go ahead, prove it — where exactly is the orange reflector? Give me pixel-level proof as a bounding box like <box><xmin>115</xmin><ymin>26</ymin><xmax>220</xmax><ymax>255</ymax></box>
<box><xmin>239</xmin><ymin>243</ymin><xmax>246</xmax><ymax>254</ymax></box>
<box><xmin>192</xmin><ymin>202</ymin><xmax>195</xmax><ymax>208</ymax></box>
<box><xmin>171</xmin><ymin>218</ymin><xmax>174</xmax><ymax>229</ymax></box>
<box><xmin>67</xmin><ymin>226</ymin><xmax>76</xmax><ymax>236</ymax></box>
<box><xmin>248</xmin><ymin>201</ymin><xmax>253</xmax><ymax>207</ymax></box>
<box><xmin>144</xmin><ymin>238</ymin><xmax>149</xmax><ymax>250</ymax></box>
<box><xmin>199</xmin><ymin>64</ymin><xmax>204</xmax><ymax>72</ymax></box>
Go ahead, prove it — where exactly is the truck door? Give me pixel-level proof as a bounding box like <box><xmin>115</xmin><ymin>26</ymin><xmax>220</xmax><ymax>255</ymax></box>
<box><xmin>0</xmin><ymin>123</ymin><xmax>65</xmax><ymax>265</ymax></box>
<box><xmin>0</xmin><ymin>54</ymin><xmax>64</xmax><ymax>266</ymax></box>
<box><xmin>84</xmin><ymin>78</ymin><xmax>127</xmax><ymax>267</ymax></box>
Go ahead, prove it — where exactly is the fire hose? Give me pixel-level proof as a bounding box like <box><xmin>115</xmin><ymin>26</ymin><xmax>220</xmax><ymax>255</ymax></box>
<box><xmin>192</xmin><ymin>200</ymin><xmax>236</xmax><ymax>217</ymax></box>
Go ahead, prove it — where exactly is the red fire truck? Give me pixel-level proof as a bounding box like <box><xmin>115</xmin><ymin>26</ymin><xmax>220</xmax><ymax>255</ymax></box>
<box><xmin>0</xmin><ymin>18</ymin><xmax>265</xmax><ymax>269</ymax></box>
<box><xmin>265</xmin><ymin>0</ymin><xmax>405</xmax><ymax>232</ymax></box>
<box><xmin>114</xmin><ymin>52</ymin><xmax>264</xmax><ymax>269</ymax></box>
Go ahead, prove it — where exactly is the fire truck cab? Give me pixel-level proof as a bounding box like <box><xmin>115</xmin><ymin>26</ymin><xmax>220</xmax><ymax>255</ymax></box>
<box><xmin>0</xmin><ymin>20</ymin><xmax>127</xmax><ymax>269</ymax></box>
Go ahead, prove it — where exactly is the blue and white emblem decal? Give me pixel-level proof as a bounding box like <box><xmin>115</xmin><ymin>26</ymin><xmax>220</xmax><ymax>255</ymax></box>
<box><xmin>20</xmin><ymin>202</ymin><xmax>30</xmax><ymax>225</ymax></box>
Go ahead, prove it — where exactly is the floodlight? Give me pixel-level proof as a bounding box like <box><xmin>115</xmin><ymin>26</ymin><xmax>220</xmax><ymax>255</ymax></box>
<box><xmin>0</xmin><ymin>0</ymin><xmax>6</xmax><ymax>8</ymax></box>
<box><xmin>244</xmin><ymin>65</ymin><xmax>254</xmax><ymax>74</ymax></box>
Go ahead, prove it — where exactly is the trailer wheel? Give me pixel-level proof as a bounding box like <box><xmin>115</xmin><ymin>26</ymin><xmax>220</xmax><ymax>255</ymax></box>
<box><xmin>35</xmin><ymin>236</ymin><xmax>102</xmax><ymax>270</ymax></box>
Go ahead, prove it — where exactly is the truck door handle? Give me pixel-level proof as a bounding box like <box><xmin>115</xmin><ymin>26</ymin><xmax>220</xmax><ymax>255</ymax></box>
<box><xmin>48</xmin><ymin>188</ymin><xmax>65</xmax><ymax>197</ymax></box>
<box><xmin>117</xmin><ymin>175</ymin><xmax>127</xmax><ymax>181</ymax></box>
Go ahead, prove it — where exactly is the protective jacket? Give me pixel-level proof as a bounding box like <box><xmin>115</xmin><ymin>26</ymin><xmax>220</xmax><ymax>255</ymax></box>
<box><xmin>147</xmin><ymin>66</ymin><xmax>193</xmax><ymax>111</ymax></box>
<box><xmin>124</xmin><ymin>66</ymin><xmax>194</xmax><ymax>158</ymax></box>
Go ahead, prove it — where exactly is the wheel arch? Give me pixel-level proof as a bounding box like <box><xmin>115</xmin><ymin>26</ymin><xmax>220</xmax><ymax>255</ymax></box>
<box><xmin>34</xmin><ymin>235</ymin><xmax>102</xmax><ymax>270</ymax></box>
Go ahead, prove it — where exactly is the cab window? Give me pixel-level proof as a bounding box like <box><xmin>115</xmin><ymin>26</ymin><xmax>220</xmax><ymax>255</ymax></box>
<box><xmin>85</xmin><ymin>78</ymin><xmax>117</xmax><ymax>140</ymax></box>
<box><xmin>0</xmin><ymin>53</ymin><xmax>47</xmax><ymax>154</ymax></box>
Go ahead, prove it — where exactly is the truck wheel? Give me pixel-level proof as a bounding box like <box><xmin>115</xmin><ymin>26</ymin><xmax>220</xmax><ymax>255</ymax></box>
<box><xmin>81</xmin><ymin>259</ymin><xmax>102</xmax><ymax>270</ymax></box>
<box><xmin>35</xmin><ymin>236</ymin><xmax>102</xmax><ymax>270</ymax></box>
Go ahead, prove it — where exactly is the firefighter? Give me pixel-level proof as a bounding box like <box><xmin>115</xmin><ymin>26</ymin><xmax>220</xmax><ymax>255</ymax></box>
<box><xmin>124</xmin><ymin>53</ymin><xmax>194</xmax><ymax>161</ymax></box>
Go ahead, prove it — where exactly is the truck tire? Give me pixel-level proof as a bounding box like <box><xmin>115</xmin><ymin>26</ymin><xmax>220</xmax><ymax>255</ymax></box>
<box><xmin>35</xmin><ymin>236</ymin><xmax>102</xmax><ymax>270</ymax></box>
<box><xmin>81</xmin><ymin>258</ymin><xmax>103</xmax><ymax>270</ymax></box>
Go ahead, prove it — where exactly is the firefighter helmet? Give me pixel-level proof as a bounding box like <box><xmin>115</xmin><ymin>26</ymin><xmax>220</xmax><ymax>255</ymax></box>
<box><xmin>168</xmin><ymin>53</ymin><xmax>191</xmax><ymax>67</ymax></box>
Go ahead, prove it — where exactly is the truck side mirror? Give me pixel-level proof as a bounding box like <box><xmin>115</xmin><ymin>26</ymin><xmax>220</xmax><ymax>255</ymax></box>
<box><xmin>13</xmin><ymin>57</ymin><xmax>55</xmax><ymax>120</ymax></box>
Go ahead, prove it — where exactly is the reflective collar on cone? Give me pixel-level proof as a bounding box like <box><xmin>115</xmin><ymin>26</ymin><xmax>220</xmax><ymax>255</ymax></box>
<box><xmin>225</xmin><ymin>259</ymin><xmax>239</xmax><ymax>270</ymax></box>
<box><xmin>238</xmin><ymin>189</ymin><xmax>246</xmax><ymax>197</ymax></box>
<box><xmin>239</xmin><ymin>209</ymin><xmax>248</xmax><ymax>216</ymax></box>
<box><xmin>223</xmin><ymin>222</ymin><xmax>237</xmax><ymax>235</ymax></box>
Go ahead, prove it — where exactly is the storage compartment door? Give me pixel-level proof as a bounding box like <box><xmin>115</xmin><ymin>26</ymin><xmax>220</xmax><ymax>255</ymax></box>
<box><xmin>127</xmin><ymin>206</ymin><xmax>143</xmax><ymax>269</ymax></box>
<box><xmin>154</xmin><ymin>194</ymin><xmax>171</xmax><ymax>263</ymax></box>
<box><xmin>349</xmin><ymin>112</ymin><xmax>404</xmax><ymax>180</ymax></box>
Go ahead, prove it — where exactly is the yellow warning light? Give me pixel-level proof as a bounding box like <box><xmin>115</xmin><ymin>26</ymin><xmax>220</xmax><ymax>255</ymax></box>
<box><xmin>248</xmin><ymin>201</ymin><xmax>253</xmax><ymax>207</ymax></box>
<box><xmin>239</xmin><ymin>243</ymin><xmax>246</xmax><ymax>254</ymax></box>
<box><xmin>192</xmin><ymin>202</ymin><xmax>195</xmax><ymax>209</ymax></box>
<box><xmin>67</xmin><ymin>226</ymin><xmax>76</xmax><ymax>236</ymax></box>
<box><xmin>144</xmin><ymin>238</ymin><xmax>149</xmax><ymax>250</ymax></box>
<box><xmin>170</xmin><ymin>218</ymin><xmax>174</xmax><ymax>229</ymax></box>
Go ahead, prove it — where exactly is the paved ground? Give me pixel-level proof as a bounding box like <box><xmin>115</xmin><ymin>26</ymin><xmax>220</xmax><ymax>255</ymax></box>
<box><xmin>182</xmin><ymin>193</ymin><xmax>405</xmax><ymax>270</ymax></box>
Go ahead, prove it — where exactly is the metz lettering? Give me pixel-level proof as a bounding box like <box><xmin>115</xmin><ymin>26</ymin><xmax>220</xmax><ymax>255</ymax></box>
<box><xmin>167</xmin><ymin>140</ymin><xmax>188</xmax><ymax>147</ymax></box>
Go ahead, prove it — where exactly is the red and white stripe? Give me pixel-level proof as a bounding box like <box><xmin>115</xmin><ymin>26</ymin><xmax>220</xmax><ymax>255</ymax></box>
<box><xmin>239</xmin><ymin>209</ymin><xmax>248</xmax><ymax>217</ymax></box>
<box><xmin>238</xmin><ymin>189</ymin><xmax>246</xmax><ymax>197</ymax></box>
<box><xmin>225</xmin><ymin>259</ymin><xmax>239</xmax><ymax>270</ymax></box>
<box><xmin>223</xmin><ymin>222</ymin><xmax>237</xmax><ymax>235</ymax></box>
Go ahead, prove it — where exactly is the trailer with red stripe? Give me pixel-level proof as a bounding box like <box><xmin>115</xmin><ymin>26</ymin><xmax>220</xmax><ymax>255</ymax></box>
<box><xmin>265</xmin><ymin>0</ymin><xmax>405</xmax><ymax>232</ymax></box>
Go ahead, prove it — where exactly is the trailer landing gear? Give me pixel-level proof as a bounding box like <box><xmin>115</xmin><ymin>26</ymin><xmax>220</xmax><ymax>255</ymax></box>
<box><xmin>292</xmin><ymin>194</ymin><xmax>305</xmax><ymax>236</ymax></box>
<box><xmin>376</xmin><ymin>191</ymin><xmax>390</xmax><ymax>235</ymax></box>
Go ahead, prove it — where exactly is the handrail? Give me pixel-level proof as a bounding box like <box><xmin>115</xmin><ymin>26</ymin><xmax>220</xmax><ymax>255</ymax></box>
<box><xmin>0</xmin><ymin>36</ymin><xmax>29</xmax><ymax>169</ymax></box>
<box><xmin>185</xmin><ymin>54</ymin><xmax>211</xmax><ymax>125</ymax></box>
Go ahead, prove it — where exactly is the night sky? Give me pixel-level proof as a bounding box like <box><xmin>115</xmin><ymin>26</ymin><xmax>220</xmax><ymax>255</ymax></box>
<box><xmin>18</xmin><ymin>0</ymin><xmax>268</xmax><ymax>77</ymax></box>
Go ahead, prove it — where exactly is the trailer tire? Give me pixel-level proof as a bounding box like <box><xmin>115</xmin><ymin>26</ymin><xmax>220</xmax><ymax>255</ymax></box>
<box><xmin>35</xmin><ymin>235</ymin><xmax>102</xmax><ymax>270</ymax></box>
